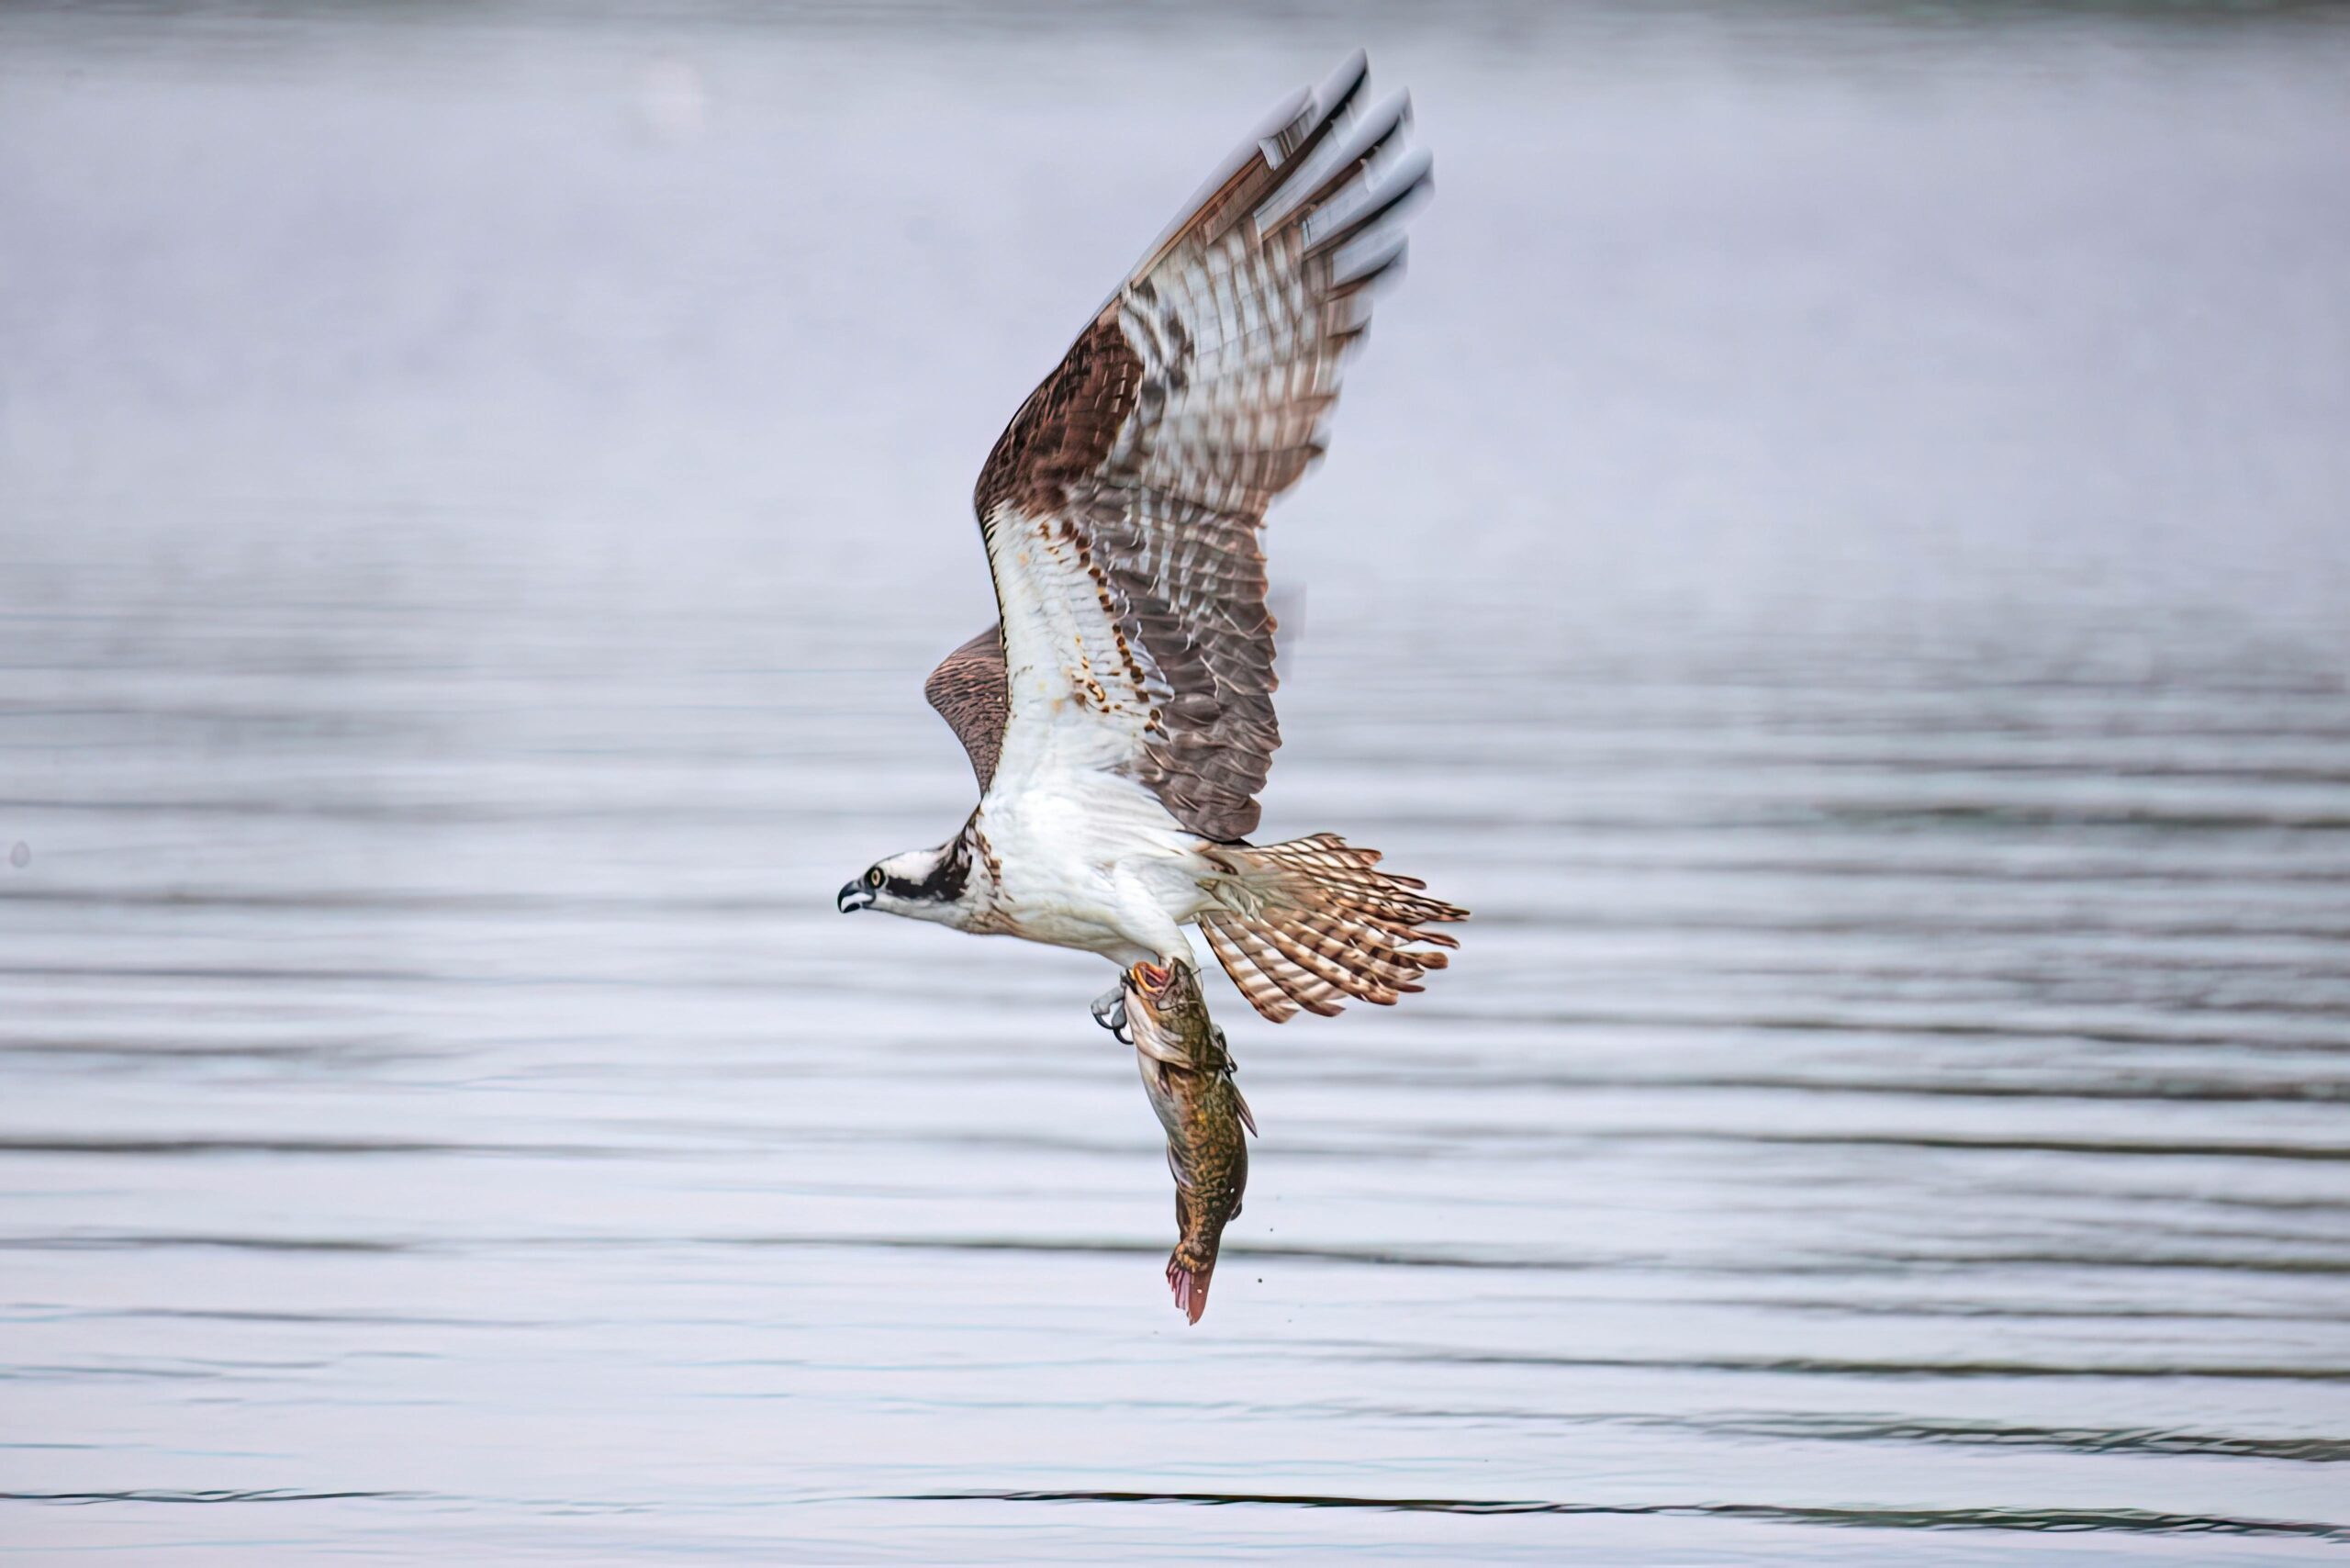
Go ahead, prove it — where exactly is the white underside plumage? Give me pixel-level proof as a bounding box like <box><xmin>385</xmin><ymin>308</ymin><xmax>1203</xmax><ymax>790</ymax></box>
<box><xmin>862</xmin><ymin>566</ymin><xmax>1226</xmax><ymax>968</ymax></box>
<box><xmin>972</xmin><ymin>771</ymin><xmax>1207</xmax><ymax>964</ymax></box>
<box><xmin>964</xmin><ymin>497</ymin><xmax>1214</xmax><ymax>962</ymax></box>
<box><xmin>982</xmin><ymin>553</ymin><xmax>1198</xmax><ymax>957</ymax></box>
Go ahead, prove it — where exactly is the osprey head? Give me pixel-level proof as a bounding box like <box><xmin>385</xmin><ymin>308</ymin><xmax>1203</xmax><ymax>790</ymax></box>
<box><xmin>838</xmin><ymin>837</ymin><xmax>970</xmax><ymax>923</ymax></box>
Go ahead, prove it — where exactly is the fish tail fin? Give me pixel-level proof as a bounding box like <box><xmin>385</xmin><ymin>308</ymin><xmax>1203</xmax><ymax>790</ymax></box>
<box><xmin>1195</xmin><ymin>833</ymin><xmax>1467</xmax><ymax>1023</ymax></box>
<box><xmin>1168</xmin><ymin>1254</ymin><xmax>1212</xmax><ymax>1324</ymax></box>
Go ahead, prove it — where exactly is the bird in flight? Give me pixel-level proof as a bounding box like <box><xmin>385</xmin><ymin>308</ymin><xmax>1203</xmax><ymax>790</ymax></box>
<box><xmin>838</xmin><ymin>51</ymin><xmax>1465</xmax><ymax>1033</ymax></box>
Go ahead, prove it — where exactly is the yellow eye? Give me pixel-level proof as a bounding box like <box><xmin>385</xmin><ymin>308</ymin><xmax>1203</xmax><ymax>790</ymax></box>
<box><xmin>866</xmin><ymin>867</ymin><xmax>885</xmax><ymax>889</ymax></box>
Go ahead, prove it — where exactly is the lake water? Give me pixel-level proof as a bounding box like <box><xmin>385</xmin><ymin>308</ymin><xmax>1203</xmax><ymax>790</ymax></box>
<box><xmin>3</xmin><ymin>3</ymin><xmax>2347</xmax><ymax>1562</ymax></box>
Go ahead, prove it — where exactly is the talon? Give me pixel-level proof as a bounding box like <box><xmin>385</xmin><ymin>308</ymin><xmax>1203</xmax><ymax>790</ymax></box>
<box><xmin>1091</xmin><ymin>988</ymin><xmax>1128</xmax><ymax>1040</ymax></box>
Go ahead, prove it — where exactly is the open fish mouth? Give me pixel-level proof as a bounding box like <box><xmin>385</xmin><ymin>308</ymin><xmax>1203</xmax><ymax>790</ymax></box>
<box><xmin>1122</xmin><ymin>958</ymin><xmax>1193</xmax><ymax>1060</ymax></box>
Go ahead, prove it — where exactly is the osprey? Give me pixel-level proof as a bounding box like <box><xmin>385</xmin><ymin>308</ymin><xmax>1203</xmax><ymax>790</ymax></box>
<box><xmin>838</xmin><ymin>52</ymin><xmax>1465</xmax><ymax>1029</ymax></box>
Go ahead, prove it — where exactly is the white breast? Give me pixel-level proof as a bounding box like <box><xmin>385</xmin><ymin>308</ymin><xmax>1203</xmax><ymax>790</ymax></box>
<box><xmin>976</xmin><ymin>764</ymin><xmax>1203</xmax><ymax>961</ymax></box>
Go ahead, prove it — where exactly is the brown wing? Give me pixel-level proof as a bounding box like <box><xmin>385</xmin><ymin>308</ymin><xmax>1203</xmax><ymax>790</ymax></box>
<box><xmin>923</xmin><ymin>622</ymin><xmax>1009</xmax><ymax>792</ymax></box>
<box><xmin>969</xmin><ymin>51</ymin><xmax>1428</xmax><ymax>842</ymax></box>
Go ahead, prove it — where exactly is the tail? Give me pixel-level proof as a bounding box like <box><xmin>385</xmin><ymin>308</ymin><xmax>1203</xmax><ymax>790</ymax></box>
<box><xmin>1169</xmin><ymin>1254</ymin><xmax>1212</xmax><ymax>1324</ymax></box>
<box><xmin>1194</xmin><ymin>833</ymin><xmax>1467</xmax><ymax>1022</ymax></box>
<box><xmin>1169</xmin><ymin>1193</ymin><xmax>1217</xmax><ymax>1326</ymax></box>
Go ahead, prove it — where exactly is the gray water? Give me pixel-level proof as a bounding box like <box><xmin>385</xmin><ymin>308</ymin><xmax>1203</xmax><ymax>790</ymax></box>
<box><xmin>4</xmin><ymin>3</ymin><xmax>2348</xmax><ymax>1562</ymax></box>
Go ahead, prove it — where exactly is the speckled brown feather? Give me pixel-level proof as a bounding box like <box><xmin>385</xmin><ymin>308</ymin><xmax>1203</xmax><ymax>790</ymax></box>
<box><xmin>923</xmin><ymin>623</ymin><xmax>1011</xmax><ymax>791</ymax></box>
<box><xmin>965</xmin><ymin>53</ymin><xmax>1431</xmax><ymax>844</ymax></box>
<box><xmin>973</xmin><ymin>313</ymin><xmax>1143</xmax><ymax>524</ymax></box>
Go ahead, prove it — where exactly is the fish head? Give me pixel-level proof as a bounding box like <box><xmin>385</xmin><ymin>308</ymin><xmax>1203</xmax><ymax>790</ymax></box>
<box><xmin>1123</xmin><ymin>957</ymin><xmax>1211</xmax><ymax>1063</ymax></box>
<box><xmin>1125</xmin><ymin>955</ymin><xmax>1205</xmax><ymax>1021</ymax></box>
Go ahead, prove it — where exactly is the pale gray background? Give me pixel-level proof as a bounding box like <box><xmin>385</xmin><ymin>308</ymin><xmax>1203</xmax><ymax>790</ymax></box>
<box><xmin>3</xmin><ymin>2</ymin><xmax>2347</xmax><ymax>1562</ymax></box>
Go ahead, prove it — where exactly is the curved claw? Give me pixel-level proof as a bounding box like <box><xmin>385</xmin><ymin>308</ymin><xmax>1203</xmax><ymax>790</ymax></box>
<box><xmin>1091</xmin><ymin>987</ymin><xmax>1129</xmax><ymax>1045</ymax></box>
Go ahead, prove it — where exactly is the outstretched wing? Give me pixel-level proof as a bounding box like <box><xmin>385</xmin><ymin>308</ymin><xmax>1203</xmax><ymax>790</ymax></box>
<box><xmin>968</xmin><ymin>51</ymin><xmax>1428</xmax><ymax>842</ymax></box>
<box><xmin>924</xmin><ymin>623</ymin><xmax>1009</xmax><ymax>791</ymax></box>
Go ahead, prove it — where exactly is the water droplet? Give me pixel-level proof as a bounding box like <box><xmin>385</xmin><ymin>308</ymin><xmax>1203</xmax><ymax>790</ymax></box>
<box><xmin>7</xmin><ymin>842</ymin><xmax>27</xmax><ymax>868</ymax></box>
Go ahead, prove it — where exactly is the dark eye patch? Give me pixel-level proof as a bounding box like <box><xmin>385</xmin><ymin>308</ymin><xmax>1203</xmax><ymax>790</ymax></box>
<box><xmin>886</xmin><ymin>834</ymin><xmax>973</xmax><ymax>903</ymax></box>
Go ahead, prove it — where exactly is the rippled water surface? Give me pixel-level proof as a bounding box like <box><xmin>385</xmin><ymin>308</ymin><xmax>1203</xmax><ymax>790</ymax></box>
<box><xmin>5</xmin><ymin>3</ymin><xmax>2348</xmax><ymax>1562</ymax></box>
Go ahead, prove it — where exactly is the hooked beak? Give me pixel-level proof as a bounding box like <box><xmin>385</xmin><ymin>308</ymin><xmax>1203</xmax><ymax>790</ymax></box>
<box><xmin>837</xmin><ymin>880</ymin><xmax>875</xmax><ymax>913</ymax></box>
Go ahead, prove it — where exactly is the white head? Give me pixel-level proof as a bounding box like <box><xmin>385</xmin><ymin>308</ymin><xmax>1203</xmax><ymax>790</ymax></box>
<box><xmin>836</xmin><ymin>836</ymin><xmax>971</xmax><ymax>924</ymax></box>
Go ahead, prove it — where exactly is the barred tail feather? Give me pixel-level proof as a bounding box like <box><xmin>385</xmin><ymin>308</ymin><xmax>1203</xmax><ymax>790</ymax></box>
<box><xmin>1196</xmin><ymin>833</ymin><xmax>1466</xmax><ymax>1023</ymax></box>
<box><xmin>1197</xmin><ymin>913</ymin><xmax>1330</xmax><ymax>1022</ymax></box>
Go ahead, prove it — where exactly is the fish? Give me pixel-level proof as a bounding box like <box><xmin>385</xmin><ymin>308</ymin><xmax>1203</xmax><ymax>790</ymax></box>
<box><xmin>1123</xmin><ymin>957</ymin><xmax>1256</xmax><ymax>1324</ymax></box>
